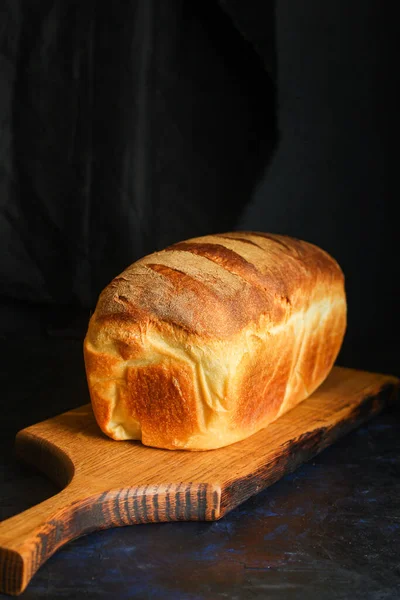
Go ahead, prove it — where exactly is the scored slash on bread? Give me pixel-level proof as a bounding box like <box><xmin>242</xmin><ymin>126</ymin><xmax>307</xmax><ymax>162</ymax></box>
<box><xmin>84</xmin><ymin>232</ymin><xmax>346</xmax><ymax>450</ymax></box>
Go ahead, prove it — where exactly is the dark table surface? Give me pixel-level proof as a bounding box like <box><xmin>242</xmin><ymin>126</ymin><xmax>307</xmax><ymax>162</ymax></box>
<box><xmin>0</xmin><ymin>329</ymin><xmax>399</xmax><ymax>600</ymax></box>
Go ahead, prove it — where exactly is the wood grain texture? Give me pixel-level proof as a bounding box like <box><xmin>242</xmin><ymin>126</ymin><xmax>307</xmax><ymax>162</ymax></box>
<box><xmin>0</xmin><ymin>367</ymin><xmax>398</xmax><ymax>596</ymax></box>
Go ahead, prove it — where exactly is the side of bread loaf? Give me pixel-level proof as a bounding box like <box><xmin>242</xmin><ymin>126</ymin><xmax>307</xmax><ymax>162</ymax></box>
<box><xmin>84</xmin><ymin>232</ymin><xmax>346</xmax><ymax>450</ymax></box>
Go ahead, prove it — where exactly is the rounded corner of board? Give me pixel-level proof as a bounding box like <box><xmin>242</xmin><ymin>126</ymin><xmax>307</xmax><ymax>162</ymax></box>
<box><xmin>14</xmin><ymin>427</ymin><xmax>34</xmax><ymax>448</ymax></box>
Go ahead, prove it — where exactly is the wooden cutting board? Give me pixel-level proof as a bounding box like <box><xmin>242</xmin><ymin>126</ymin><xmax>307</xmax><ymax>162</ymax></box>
<box><xmin>0</xmin><ymin>366</ymin><xmax>398</xmax><ymax>596</ymax></box>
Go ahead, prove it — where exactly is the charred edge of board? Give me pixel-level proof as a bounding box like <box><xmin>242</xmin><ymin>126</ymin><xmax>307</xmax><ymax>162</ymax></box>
<box><xmin>220</xmin><ymin>381</ymin><xmax>399</xmax><ymax>515</ymax></box>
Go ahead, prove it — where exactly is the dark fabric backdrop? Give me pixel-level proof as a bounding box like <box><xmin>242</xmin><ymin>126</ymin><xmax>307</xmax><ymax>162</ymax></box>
<box><xmin>0</xmin><ymin>0</ymin><xmax>398</xmax><ymax>373</ymax></box>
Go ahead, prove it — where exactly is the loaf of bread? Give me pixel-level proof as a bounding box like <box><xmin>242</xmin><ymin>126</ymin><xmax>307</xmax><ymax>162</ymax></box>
<box><xmin>84</xmin><ymin>232</ymin><xmax>346</xmax><ymax>450</ymax></box>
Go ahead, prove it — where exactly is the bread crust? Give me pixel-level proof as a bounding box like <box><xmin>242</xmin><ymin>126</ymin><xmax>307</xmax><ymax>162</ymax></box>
<box><xmin>84</xmin><ymin>232</ymin><xmax>346</xmax><ymax>450</ymax></box>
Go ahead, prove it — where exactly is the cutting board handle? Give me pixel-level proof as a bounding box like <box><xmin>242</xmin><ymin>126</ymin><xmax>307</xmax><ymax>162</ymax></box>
<box><xmin>0</xmin><ymin>476</ymin><xmax>219</xmax><ymax>596</ymax></box>
<box><xmin>0</xmin><ymin>481</ymin><xmax>168</xmax><ymax>596</ymax></box>
<box><xmin>0</xmin><ymin>428</ymin><xmax>220</xmax><ymax>596</ymax></box>
<box><xmin>0</xmin><ymin>483</ymin><xmax>112</xmax><ymax>596</ymax></box>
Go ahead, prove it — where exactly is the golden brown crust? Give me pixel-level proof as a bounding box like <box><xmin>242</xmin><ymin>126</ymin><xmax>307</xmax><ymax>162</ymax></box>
<box><xmin>126</xmin><ymin>361</ymin><xmax>201</xmax><ymax>449</ymax></box>
<box><xmin>84</xmin><ymin>232</ymin><xmax>346</xmax><ymax>450</ymax></box>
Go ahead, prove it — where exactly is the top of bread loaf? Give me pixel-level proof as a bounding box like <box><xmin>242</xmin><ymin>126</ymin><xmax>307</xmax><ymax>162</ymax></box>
<box><xmin>89</xmin><ymin>232</ymin><xmax>343</xmax><ymax>341</ymax></box>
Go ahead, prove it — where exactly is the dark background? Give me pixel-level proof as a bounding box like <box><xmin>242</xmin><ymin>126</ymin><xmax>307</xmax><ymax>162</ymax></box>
<box><xmin>0</xmin><ymin>4</ymin><xmax>399</xmax><ymax>598</ymax></box>
<box><xmin>0</xmin><ymin>0</ymin><xmax>398</xmax><ymax>375</ymax></box>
